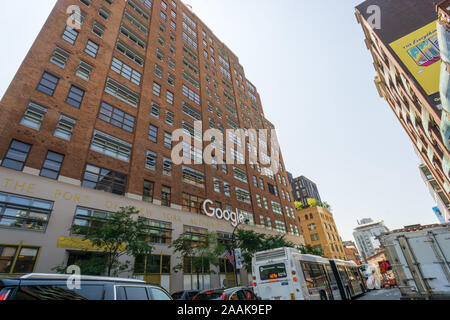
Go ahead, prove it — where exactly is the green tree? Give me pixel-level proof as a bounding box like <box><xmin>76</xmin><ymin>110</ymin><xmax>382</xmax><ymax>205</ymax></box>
<box><xmin>70</xmin><ymin>206</ymin><xmax>154</xmax><ymax>277</ymax></box>
<box><xmin>53</xmin><ymin>255</ymin><xmax>107</xmax><ymax>276</ymax></box>
<box><xmin>234</xmin><ymin>229</ymin><xmax>295</xmax><ymax>271</ymax></box>
<box><xmin>296</xmin><ymin>244</ymin><xmax>324</xmax><ymax>257</ymax></box>
<box><xmin>294</xmin><ymin>201</ymin><xmax>304</xmax><ymax>211</ymax></box>
<box><xmin>307</xmin><ymin>198</ymin><xmax>320</xmax><ymax>207</ymax></box>
<box><xmin>170</xmin><ymin>232</ymin><xmax>225</xmax><ymax>290</ymax></box>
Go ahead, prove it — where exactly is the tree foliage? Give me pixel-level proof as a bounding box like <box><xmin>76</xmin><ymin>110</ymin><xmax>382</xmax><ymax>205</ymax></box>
<box><xmin>69</xmin><ymin>206</ymin><xmax>154</xmax><ymax>277</ymax></box>
<box><xmin>234</xmin><ymin>229</ymin><xmax>295</xmax><ymax>271</ymax></box>
<box><xmin>295</xmin><ymin>199</ymin><xmax>332</xmax><ymax>212</ymax></box>
<box><xmin>296</xmin><ymin>244</ymin><xmax>324</xmax><ymax>257</ymax></box>
<box><xmin>170</xmin><ymin>232</ymin><xmax>225</xmax><ymax>289</ymax></box>
<box><xmin>53</xmin><ymin>255</ymin><xmax>107</xmax><ymax>276</ymax></box>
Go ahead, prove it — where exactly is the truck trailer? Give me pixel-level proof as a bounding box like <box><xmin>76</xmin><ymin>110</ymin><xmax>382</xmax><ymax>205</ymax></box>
<box><xmin>380</xmin><ymin>223</ymin><xmax>450</xmax><ymax>300</ymax></box>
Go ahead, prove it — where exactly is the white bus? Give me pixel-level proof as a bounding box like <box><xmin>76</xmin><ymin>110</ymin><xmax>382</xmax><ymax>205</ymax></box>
<box><xmin>329</xmin><ymin>259</ymin><xmax>367</xmax><ymax>299</ymax></box>
<box><xmin>251</xmin><ymin>247</ymin><xmax>343</xmax><ymax>300</ymax></box>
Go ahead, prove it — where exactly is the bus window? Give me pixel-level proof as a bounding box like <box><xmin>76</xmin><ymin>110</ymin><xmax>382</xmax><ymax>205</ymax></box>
<box><xmin>325</xmin><ymin>265</ymin><xmax>337</xmax><ymax>285</ymax></box>
<box><xmin>259</xmin><ymin>263</ymin><xmax>287</xmax><ymax>281</ymax></box>
<box><xmin>338</xmin><ymin>266</ymin><xmax>349</xmax><ymax>282</ymax></box>
<box><xmin>302</xmin><ymin>262</ymin><xmax>328</xmax><ymax>290</ymax></box>
<box><xmin>301</xmin><ymin>263</ymin><xmax>314</xmax><ymax>289</ymax></box>
<box><xmin>345</xmin><ymin>267</ymin><xmax>355</xmax><ymax>281</ymax></box>
<box><xmin>310</xmin><ymin>264</ymin><xmax>327</xmax><ymax>288</ymax></box>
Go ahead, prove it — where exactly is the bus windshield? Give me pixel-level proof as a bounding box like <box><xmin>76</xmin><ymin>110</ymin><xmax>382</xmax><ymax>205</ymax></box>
<box><xmin>259</xmin><ymin>263</ymin><xmax>287</xmax><ymax>281</ymax></box>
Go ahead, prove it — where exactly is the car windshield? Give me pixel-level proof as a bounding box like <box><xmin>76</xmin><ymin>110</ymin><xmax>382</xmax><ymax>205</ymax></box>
<box><xmin>259</xmin><ymin>263</ymin><xmax>287</xmax><ymax>281</ymax></box>
<box><xmin>194</xmin><ymin>292</ymin><xmax>223</xmax><ymax>300</ymax></box>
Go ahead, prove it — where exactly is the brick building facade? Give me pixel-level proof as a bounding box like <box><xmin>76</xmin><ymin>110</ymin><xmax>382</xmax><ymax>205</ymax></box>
<box><xmin>0</xmin><ymin>0</ymin><xmax>304</xmax><ymax>292</ymax></box>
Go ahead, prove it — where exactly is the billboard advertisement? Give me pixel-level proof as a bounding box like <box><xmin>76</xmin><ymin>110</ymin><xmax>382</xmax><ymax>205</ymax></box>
<box><xmin>389</xmin><ymin>20</ymin><xmax>441</xmax><ymax>98</ymax></box>
<box><xmin>432</xmin><ymin>206</ymin><xmax>445</xmax><ymax>224</ymax></box>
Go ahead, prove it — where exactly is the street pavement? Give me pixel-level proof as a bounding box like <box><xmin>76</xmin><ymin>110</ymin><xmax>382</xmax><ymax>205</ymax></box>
<box><xmin>356</xmin><ymin>288</ymin><xmax>402</xmax><ymax>300</ymax></box>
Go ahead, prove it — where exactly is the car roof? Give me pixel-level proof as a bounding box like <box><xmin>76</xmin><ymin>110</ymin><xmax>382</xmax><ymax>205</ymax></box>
<box><xmin>198</xmin><ymin>287</ymin><xmax>248</xmax><ymax>294</ymax></box>
<box><xmin>2</xmin><ymin>273</ymin><xmax>146</xmax><ymax>283</ymax></box>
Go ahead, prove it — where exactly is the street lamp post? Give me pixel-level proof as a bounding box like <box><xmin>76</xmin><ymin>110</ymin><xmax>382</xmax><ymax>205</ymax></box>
<box><xmin>230</xmin><ymin>217</ymin><xmax>249</xmax><ymax>287</ymax></box>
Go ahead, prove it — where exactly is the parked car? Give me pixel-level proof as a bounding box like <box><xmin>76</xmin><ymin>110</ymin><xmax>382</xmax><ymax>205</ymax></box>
<box><xmin>0</xmin><ymin>273</ymin><xmax>172</xmax><ymax>300</ymax></box>
<box><xmin>192</xmin><ymin>287</ymin><xmax>259</xmax><ymax>301</ymax></box>
<box><xmin>171</xmin><ymin>290</ymin><xmax>200</xmax><ymax>300</ymax></box>
<box><xmin>244</xmin><ymin>286</ymin><xmax>261</xmax><ymax>300</ymax></box>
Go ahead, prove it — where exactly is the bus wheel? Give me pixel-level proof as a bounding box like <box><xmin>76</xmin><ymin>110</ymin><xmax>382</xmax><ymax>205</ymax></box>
<box><xmin>319</xmin><ymin>291</ymin><xmax>328</xmax><ymax>300</ymax></box>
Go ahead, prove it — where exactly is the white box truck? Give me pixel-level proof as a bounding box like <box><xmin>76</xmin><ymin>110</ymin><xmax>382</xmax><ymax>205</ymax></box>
<box><xmin>380</xmin><ymin>223</ymin><xmax>450</xmax><ymax>300</ymax></box>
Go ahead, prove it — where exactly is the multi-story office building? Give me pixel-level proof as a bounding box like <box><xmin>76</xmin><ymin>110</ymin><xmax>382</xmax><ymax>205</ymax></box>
<box><xmin>355</xmin><ymin>0</ymin><xmax>450</xmax><ymax>211</ymax></box>
<box><xmin>287</xmin><ymin>173</ymin><xmax>322</xmax><ymax>205</ymax></box>
<box><xmin>297</xmin><ymin>206</ymin><xmax>346</xmax><ymax>260</ymax></box>
<box><xmin>353</xmin><ymin>218</ymin><xmax>389</xmax><ymax>261</ymax></box>
<box><xmin>0</xmin><ymin>0</ymin><xmax>303</xmax><ymax>292</ymax></box>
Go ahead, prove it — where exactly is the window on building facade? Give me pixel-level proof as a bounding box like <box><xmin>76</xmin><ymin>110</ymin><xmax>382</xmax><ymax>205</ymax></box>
<box><xmin>275</xmin><ymin>220</ymin><xmax>286</xmax><ymax>234</ymax></box>
<box><xmin>2</xmin><ymin>140</ymin><xmax>32</xmax><ymax>171</ymax></box>
<box><xmin>311</xmin><ymin>233</ymin><xmax>319</xmax><ymax>242</ymax></box>
<box><xmin>164</xmin><ymin>132</ymin><xmax>172</xmax><ymax>149</ymax></box>
<box><xmin>161</xmin><ymin>186</ymin><xmax>171</xmax><ymax>207</ymax></box>
<box><xmin>165</xmin><ymin>110</ymin><xmax>174</xmax><ymax>126</ymax></box>
<box><xmin>163</xmin><ymin>158</ymin><xmax>172</xmax><ymax>176</ymax></box>
<box><xmin>105</xmin><ymin>78</ymin><xmax>139</xmax><ymax>107</ymax></box>
<box><xmin>152</xmin><ymin>82</ymin><xmax>161</xmax><ymax>96</ymax></box>
<box><xmin>85</xmin><ymin>40</ymin><xmax>99</xmax><ymax>58</ymax></box>
<box><xmin>71</xmin><ymin>206</ymin><xmax>114</xmax><ymax>235</ymax></box>
<box><xmin>76</xmin><ymin>61</ymin><xmax>93</xmax><ymax>81</ymax></box>
<box><xmin>182</xmin><ymin>166</ymin><xmax>205</xmax><ymax>188</ymax></box>
<box><xmin>0</xmin><ymin>192</ymin><xmax>53</xmax><ymax>232</ymax></box>
<box><xmin>54</xmin><ymin>115</ymin><xmax>76</xmax><ymax>141</ymax></box>
<box><xmin>145</xmin><ymin>151</ymin><xmax>157</xmax><ymax>171</ymax></box>
<box><xmin>235</xmin><ymin>187</ymin><xmax>251</xmax><ymax>204</ymax></box>
<box><xmin>140</xmin><ymin>218</ymin><xmax>172</xmax><ymax>244</ymax></box>
<box><xmin>0</xmin><ymin>245</ymin><xmax>40</xmax><ymax>274</ymax></box>
<box><xmin>134</xmin><ymin>254</ymin><xmax>171</xmax><ymax>276</ymax></box>
<box><xmin>116</xmin><ymin>40</ymin><xmax>144</xmax><ymax>66</ymax></box>
<box><xmin>62</xmin><ymin>26</ymin><xmax>79</xmax><ymax>44</ymax></box>
<box><xmin>182</xmin><ymin>193</ymin><xmax>205</xmax><ymax>214</ymax></box>
<box><xmin>37</xmin><ymin>72</ymin><xmax>59</xmax><ymax>96</ymax></box>
<box><xmin>92</xmin><ymin>21</ymin><xmax>105</xmax><ymax>38</ymax></box>
<box><xmin>143</xmin><ymin>180</ymin><xmax>154</xmax><ymax>203</ymax></box>
<box><xmin>40</xmin><ymin>151</ymin><xmax>64</xmax><ymax>180</ymax></box>
<box><xmin>20</xmin><ymin>102</ymin><xmax>47</xmax><ymax>130</ymax></box>
<box><xmin>111</xmin><ymin>57</ymin><xmax>142</xmax><ymax>85</ymax></box>
<box><xmin>66</xmin><ymin>85</ymin><xmax>85</xmax><ymax>108</ymax></box>
<box><xmin>98</xmin><ymin>102</ymin><xmax>135</xmax><ymax>132</ymax></box>
<box><xmin>166</xmin><ymin>90</ymin><xmax>174</xmax><ymax>105</ymax></box>
<box><xmin>50</xmin><ymin>47</ymin><xmax>70</xmax><ymax>68</ymax></box>
<box><xmin>148</xmin><ymin>124</ymin><xmax>158</xmax><ymax>142</ymax></box>
<box><xmin>90</xmin><ymin>130</ymin><xmax>132</xmax><ymax>162</ymax></box>
<box><xmin>183</xmin><ymin>225</ymin><xmax>207</xmax><ymax>247</ymax></box>
<box><xmin>81</xmin><ymin>164</ymin><xmax>127</xmax><ymax>195</ymax></box>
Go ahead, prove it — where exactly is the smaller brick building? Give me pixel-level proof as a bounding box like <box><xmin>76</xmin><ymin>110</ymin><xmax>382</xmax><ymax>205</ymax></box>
<box><xmin>297</xmin><ymin>206</ymin><xmax>346</xmax><ymax>260</ymax></box>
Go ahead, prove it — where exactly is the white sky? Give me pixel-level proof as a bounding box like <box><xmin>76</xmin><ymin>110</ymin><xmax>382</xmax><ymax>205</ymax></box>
<box><xmin>0</xmin><ymin>0</ymin><xmax>439</xmax><ymax>241</ymax></box>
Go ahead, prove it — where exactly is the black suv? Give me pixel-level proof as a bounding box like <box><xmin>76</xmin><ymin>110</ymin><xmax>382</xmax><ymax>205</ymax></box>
<box><xmin>192</xmin><ymin>287</ymin><xmax>259</xmax><ymax>301</ymax></box>
<box><xmin>0</xmin><ymin>273</ymin><xmax>172</xmax><ymax>300</ymax></box>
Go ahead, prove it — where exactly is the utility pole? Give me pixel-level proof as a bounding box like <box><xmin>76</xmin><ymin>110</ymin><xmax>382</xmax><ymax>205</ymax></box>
<box><xmin>231</xmin><ymin>217</ymin><xmax>249</xmax><ymax>287</ymax></box>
